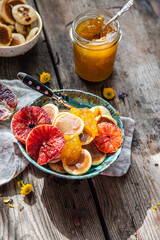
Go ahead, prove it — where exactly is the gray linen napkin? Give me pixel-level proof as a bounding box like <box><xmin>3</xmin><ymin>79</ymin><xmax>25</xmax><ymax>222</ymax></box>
<box><xmin>0</xmin><ymin>80</ymin><xmax>135</xmax><ymax>185</ymax></box>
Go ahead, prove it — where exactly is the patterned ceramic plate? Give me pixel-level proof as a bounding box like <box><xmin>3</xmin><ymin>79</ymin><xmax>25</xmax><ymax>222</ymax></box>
<box><xmin>18</xmin><ymin>89</ymin><xmax>124</xmax><ymax>179</ymax></box>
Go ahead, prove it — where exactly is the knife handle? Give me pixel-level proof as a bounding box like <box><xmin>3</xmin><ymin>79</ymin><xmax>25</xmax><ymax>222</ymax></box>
<box><xmin>17</xmin><ymin>72</ymin><xmax>54</xmax><ymax>98</ymax></box>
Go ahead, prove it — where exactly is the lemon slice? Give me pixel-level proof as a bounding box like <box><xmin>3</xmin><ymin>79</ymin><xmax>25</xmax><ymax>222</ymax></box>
<box><xmin>63</xmin><ymin>149</ymin><xmax>92</xmax><ymax>175</ymax></box>
<box><xmin>53</xmin><ymin>112</ymin><xmax>84</xmax><ymax>140</ymax></box>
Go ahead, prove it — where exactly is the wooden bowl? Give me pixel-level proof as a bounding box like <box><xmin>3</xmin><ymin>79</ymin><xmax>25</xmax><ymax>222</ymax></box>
<box><xmin>0</xmin><ymin>12</ymin><xmax>42</xmax><ymax>57</ymax></box>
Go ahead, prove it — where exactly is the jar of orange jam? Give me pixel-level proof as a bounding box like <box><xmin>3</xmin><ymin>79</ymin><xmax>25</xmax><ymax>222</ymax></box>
<box><xmin>70</xmin><ymin>10</ymin><xmax>121</xmax><ymax>82</ymax></box>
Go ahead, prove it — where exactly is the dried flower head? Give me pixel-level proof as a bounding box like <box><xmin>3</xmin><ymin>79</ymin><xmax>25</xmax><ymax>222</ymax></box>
<box><xmin>103</xmin><ymin>88</ymin><xmax>115</xmax><ymax>100</ymax></box>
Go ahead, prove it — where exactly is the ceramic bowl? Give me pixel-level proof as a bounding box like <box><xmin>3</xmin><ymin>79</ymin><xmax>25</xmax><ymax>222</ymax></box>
<box><xmin>0</xmin><ymin>12</ymin><xmax>42</xmax><ymax>57</ymax></box>
<box><xmin>18</xmin><ymin>90</ymin><xmax>124</xmax><ymax>180</ymax></box>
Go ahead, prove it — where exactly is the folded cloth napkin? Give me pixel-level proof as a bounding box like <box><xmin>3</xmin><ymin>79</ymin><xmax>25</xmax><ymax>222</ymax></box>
<box><xmin>0</xmin><ymin>80</ymin><xmax>135</xmax><ymax>186</ymax></box>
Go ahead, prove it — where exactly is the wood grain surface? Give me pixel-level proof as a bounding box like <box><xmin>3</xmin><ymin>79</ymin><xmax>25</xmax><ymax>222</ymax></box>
<box><xmin>0</xmin><ymin>0</ymin><xmax>160</xmax><ymax>239</ymax></box>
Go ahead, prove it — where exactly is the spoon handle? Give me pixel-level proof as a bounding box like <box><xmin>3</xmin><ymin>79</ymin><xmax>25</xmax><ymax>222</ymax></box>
<box><xmin>17</xmin><ymin>72</ymin><xmax>72</xmax><ymax>109</ymax></box>
<box><xmin>102</xmin><ymin>0</ymin><xmax>134</xmax><ymax>31</ymax></box>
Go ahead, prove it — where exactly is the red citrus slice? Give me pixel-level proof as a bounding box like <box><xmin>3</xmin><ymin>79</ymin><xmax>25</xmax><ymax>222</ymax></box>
<box><xmin>0</xmin><ymin>83</ymin><xmax>17</xmax><ymax>121</ymax></box>
<box><xmin>11</xmin><ymin>106</ymin><xmax>51</xmax><ymax>144</ymax></box>
<box><xmin>42</xmin><ymin>103</ymin><xmax>59</xmax><ymax>123</ymax></box>
<box><xmin>26</xmin><ymin>125</ymin><xmax>65</xmax><ymax>165</ymax></box>
<box><xmin>93</xmin><ymin>122</ymin><xmax>123</xmax><ymax>154</ymax></box>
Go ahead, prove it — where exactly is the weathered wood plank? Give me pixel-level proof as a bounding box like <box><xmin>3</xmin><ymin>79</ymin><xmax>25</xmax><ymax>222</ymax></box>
<box><xmin>0</xmin><ymin>164</ymin><xmax>106</xmax><ymax>240</ymax></box>
<box><xmin>36</xmin><ymin>0</ymin><xmax>160</xmax><ymax>239</ymax></box>
<box><xmin>0</xmin><ymin>1</ymin><xmax>107</xmax><ymax>239</ymax></box>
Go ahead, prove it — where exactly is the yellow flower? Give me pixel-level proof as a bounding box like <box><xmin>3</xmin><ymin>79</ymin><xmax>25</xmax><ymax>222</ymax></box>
<box><xmin>153</xmin><ymin>206</ymin><xmax>157</xmax><ymax>212</ymax></box>
<box><xmin>4</xmin><ymin>199</ymin><xmax>11</xmax><ymax>204</ymax></box>
<box><xmin>9</xmin><ymin>204</ymin><xmax>14</xmax><ymax>208</ymax></box>
<box><xmin>157</xmin><ymin>203</ymin><xmax>160</xmax><ymax>206</ymax></box>
<box><xmin>103</xmin><ymin>88</ymin><xmax>115</xmax><ymax>100</ymax></box>
<box><xmin>20</xmin><ymin>184</ymin><xmax>32</xmax><ymax>196</ymax></box>
<box><xmin>40</xmin><ymin>72</ymin><xmax>51</xmax><ymax>84</ymax></box>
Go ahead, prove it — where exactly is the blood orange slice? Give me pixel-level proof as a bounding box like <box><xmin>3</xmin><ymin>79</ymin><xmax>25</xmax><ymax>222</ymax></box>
<box><xmin>0</xmin><ymin>82</ymin><xmax>17</xmax><ymax>121</ymax></box>
<box><xmin>93</xmin><ymin>122</ymin><xmax>123</xmax><ymax>154</ymax></box>
<box><xmin>26</xmin><ymin>125</ymin><xmax>65</xmax><ymax>165</ymax></box>
<box><xmin>11</xmin><ymin>106</ymin><xmax>51</xmax><ymax>144</ymax></box>
<box><xmin>42</xmin><ymin>103</ymin><xmax>59</xmax><ymax>123</ymax></box>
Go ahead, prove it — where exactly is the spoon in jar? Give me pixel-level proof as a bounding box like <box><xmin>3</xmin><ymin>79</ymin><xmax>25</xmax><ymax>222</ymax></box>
<box><xmin>95</xmin><ymin>0</ymin><xmax>134</xmax><ymax>39</ymax></box>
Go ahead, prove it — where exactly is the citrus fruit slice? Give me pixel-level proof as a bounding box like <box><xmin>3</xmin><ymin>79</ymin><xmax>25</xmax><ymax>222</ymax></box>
<box><xmin>61</xmin><ymin>135</ymin><xmax>82</xmax><ymax>165</ymax></box>
<box><xmin>93</xmin><ymin>122</ymin><xmax>123</xmax><ymax>154</ymax></box>
<box><xmin>83</xmin><ymin>142</ymin><xmax>106</xmax><ymax>165</ymax></box>
<box><xmin>62</xmin><ymin>149</ymin><xmax>92</xmax><ymax>175</ymax></box>
<box><xmin>90</xmin><ymin>106</ymin><xmax>111</xmax><ymax>121</ymax></box>
<box><xmin>97</xmin><ymin>115</ymin><xmax>117</xmax><ymax>125</ymax></box>
<box><xmin>49</xmin><ymin>161</ymin><xmax>66</xmax><ymax>173</ymax></box>
<box><xmin>70</xmin><ymin>108</ymin><xmax>98</xmax><ymax>137</ymax></box>
<box><xmin>26</xmin><ymin>125</ymin><xmax>65</xmax><ymax>165</ymax></box>
<box><xmin>11</xmin><ymin>106</ymin><xmax>51</xmax><ymax>144</ymax></box>
<box><xmin>79</xmin><ymin>130</ymin><xmax>94</xmax><ymax>145</ymax></box>
<box><xmin>42</xmin><ymin>103</ymin><xmax>59</xmax><ymax>123</ymax></box>
<box><xmin>53</xmin><ymin>112</ymin><xmax>84</xmax><ymax>140</ymax></box>
<box><xmin>0</xmin><ymin>82</ymin><xmax>17</xmax><ymax>121</ymax></box>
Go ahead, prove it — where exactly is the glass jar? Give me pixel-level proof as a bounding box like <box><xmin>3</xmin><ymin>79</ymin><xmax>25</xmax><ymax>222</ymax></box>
<box><xmin>70</xmin><ymin>10</ymin><xmax>121</xmax><ymax>82</ymax></box>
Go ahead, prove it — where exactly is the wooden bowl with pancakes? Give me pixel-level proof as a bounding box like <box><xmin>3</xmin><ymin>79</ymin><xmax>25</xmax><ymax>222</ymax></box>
<box><xmin>0</xmin><ymin>0</ymin><xmax>42</xmax><ymax>57</ymax></box>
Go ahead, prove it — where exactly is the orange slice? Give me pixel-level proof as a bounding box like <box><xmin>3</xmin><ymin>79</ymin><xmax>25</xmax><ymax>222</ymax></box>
<box><xmin>53</xmin><ymin>112</ymin><xmax>84</xmax><ymax>140</ymax></box>
<box><xmin>42</xmin><ymin>103</ymin><xmax>59</xmax><ymax>124</ymax></box>
<box><xmin>83</xmin><ymin>142</ymin><xmax>106</xmax><ymax>165</ymax></box>
<box><xmin>62</xmin><ymin>149</ymin><xmax>92</xmax><ymax>175</ymax></box>
<box><xmin>93</xmin><ymin>122</ymin><xmax>123</xmax><ymax>154</ymax></box>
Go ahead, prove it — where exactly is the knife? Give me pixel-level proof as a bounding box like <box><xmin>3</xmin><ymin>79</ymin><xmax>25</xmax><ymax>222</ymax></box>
<box><xmin>17</xmin><ymin>72</ymin><xmax>72</xmax><ymax>109</ymax></box>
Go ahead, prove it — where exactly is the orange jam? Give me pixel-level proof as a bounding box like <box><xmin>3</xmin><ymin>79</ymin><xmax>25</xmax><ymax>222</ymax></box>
<box><xmin>70</xmin><ymin>11</ymin><xmax>121</xmax><ymax>82</ymax></box>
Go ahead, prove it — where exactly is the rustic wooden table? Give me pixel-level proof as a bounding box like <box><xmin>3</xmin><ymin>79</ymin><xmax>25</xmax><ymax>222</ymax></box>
<box><xmin>0</xmin><ymin>0</ymin><xmax>160</xmax><ymax>239</ymax></box>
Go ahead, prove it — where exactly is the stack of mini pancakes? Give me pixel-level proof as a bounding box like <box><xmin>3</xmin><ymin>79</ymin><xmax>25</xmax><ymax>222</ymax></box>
<box><xmin>0</xmin><ymin>0</ymin><xmax>39</xmax><ymax>46</ymax></box>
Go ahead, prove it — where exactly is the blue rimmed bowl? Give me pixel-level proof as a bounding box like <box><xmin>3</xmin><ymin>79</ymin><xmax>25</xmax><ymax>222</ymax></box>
<box><xmin>18</xmin><ymin>89</ymin><xmax>124</xmax><ymax>179</ymax></box>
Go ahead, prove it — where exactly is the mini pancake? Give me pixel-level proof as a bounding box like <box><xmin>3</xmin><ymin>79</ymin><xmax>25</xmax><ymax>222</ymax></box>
<box><xmin>1</xmin><ymin>0</ymin><xmax>26</xmax><ymax>25</ymax></box>
<box><xmin>97</xmin><ymin>114</ymin><xmax>117</xmax><ymax>125</ymax></box>
<box><xmin>12</xmin><ymin>4</ymin><xmax>37</xmax><ymax>25</ymax></box>
<box><xmin>15</xmin><ymin>21</ymin><xmax>31</xmax><ymax>36</ymax></box>
<box><xmin>91</xmin><ymin>106</ymin><xmax>111</xmax><ymax>121</ymax></box>
<box><xmin>53</xmin><ymin>112</ymin><xmax>84</xmax><ymax>140</ymax></box>
<box><xmin>79</xmin><ymin>130</ymin><xmax>94</xmax><ymax>145</ymax></box>
<box><xmin>10</xmin><ymin>33</ymin><xmax>25</xmax><ymax>46</ymax></box>
<box><xmin>0</xmin><ymin>23</ymin><xmax>12</xmax><ymax>46</ymax></box>
<box><xmin>49</xmin><ymin>161</ymin><xmax>66</xmax><ymax>174</ymax></box>
<box><xmin>63</xmin><ymin>149</ymin><xmax>92</xmax><ymax>175</ymax></box>
<box><xmin>49</xmin><ymin>153</ymin><xmax>61</xmax><ymax>164</ymax></box>
<box><xmin>42</xmin><ymin>103</ymin><xmax>59</xmax><ymax>124</ymax></box>
<box><xmin>83</xmin><ymin>142</ymin><xmax>106</xmax><ymax>166</ymax></box>
<box><xmin>26</xmin><ymin>27</ymin><xmax>39</xmax><ymax>42</ymax></box>
<box><xmin>8</xmin><ymin>25</ymin><xmax>15</xmax><ymax>32</ymax></box>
